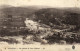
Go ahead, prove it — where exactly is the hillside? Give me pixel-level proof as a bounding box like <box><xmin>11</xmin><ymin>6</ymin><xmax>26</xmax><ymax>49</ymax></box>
<box><xmin>0</xmin><ymin>5</ymin><xmax>80</xmax><ymax>44</ymax></box>
<box><xmin>29</xmin><ymin>8</ymin><xmax>80</xmax><ymax>30</ymax></box>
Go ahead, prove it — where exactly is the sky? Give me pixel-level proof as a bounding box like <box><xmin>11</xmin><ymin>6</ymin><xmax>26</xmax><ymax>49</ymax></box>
<box><xmin>0</xmin><ymin>0</ymin><xmax>80</xmax><ymax>7</ymax></box>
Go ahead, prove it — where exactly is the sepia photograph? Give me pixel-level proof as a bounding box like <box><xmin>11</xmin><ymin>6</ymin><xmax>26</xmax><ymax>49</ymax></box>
<box><xmin>0</xmin><ymin>0</ymin><xmax>80</xmax><ymax>51</ymax></box>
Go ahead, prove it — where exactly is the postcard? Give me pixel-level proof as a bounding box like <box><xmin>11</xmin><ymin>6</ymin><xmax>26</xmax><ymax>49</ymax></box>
<box><xmin>0</xmin><ymin>0</ymin><xmax>80</xmax><ymax>51</ymax></box>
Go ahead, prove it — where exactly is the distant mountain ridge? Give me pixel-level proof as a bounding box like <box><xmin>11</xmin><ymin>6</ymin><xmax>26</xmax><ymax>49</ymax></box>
<box><xmin>0</xmin><ymin>5</ymin><xmax>80</xmax><ymax>29</ymax></box>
